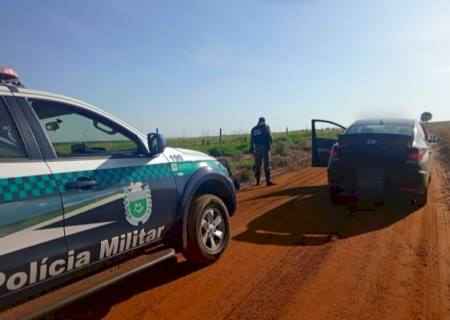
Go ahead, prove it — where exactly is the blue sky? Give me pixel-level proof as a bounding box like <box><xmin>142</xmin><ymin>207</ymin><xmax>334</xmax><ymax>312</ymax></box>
<box><xmin>2</xmin><ymin>0</ymin><xmax>450</xmax><ymax>137</ymax></box>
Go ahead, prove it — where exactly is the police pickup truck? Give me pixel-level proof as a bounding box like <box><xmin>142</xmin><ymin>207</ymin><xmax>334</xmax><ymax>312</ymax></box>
<box><xmin>0</xmin><ymin>67</ymin><xmax>237</xmax><ymax>314</ymax></box>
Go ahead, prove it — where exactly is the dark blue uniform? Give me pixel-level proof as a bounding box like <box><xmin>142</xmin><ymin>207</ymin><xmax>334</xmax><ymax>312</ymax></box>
<box><xmin>250</xmin><ymin>122</ymin><xmax>273</xmax><ymax>185</ymax></box>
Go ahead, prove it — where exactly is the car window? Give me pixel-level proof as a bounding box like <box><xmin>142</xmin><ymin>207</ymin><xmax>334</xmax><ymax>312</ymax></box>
<box><xmin>315</xmin><ymin>125</ymin><xmax>344</xmax><ymax>140</ymax></box>
<box><xmin>346</xmin><ymin>123</ymin><xmax>413</xmax><ymax>136</ymax></box>
<box><xmin>0</xmin><ymin>98</ymin><xmax>27</xmax><ymax>158</ymax></box>
<box><xmin>29</xmin><ymin>99</ymin><xmax>143</xmax><ymax>158</ymax></box>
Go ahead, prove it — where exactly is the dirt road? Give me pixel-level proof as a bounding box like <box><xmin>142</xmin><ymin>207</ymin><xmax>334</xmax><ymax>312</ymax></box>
<box><xmin>54</xmin><ymin>165</ymin><xmax>450</xmax><ymax>320</ymax></box>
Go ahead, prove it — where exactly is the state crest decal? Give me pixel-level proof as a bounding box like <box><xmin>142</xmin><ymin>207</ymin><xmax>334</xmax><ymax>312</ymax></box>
<box><xmin>123</xmin><ymin>182</ymin><xmax>152</xmax><ymax>226</ymax></box>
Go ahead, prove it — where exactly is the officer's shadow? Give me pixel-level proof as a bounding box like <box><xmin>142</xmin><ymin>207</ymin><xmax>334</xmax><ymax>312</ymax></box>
<box><xmin>233</xmin><ymin>185</ymin><xmax>417</xmax><ymax>246</ymax></box>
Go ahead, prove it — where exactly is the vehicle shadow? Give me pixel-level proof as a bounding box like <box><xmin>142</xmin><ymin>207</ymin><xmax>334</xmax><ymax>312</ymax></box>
<box><xmin>46</xmin><ymin>257</ymin><xmax>202</xmax><ymax>320</ymax></box>
<box><xmin>234</xmin><ymin>185</ymin><xmax>417</xmax><ymax>246</ymax></box>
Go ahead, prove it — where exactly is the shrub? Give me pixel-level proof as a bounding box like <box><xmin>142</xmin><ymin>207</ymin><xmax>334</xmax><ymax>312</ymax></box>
<box><xmin>272</xmin><ymin>142</ymin><xmax>287</xmax><ymax>156</ymax></box>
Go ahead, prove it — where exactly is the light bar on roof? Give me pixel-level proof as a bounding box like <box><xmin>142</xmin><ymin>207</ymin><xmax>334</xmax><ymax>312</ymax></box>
<box><xmin>0</xmin><ymin>67</ymin><xmax>24</xmax><ymax>87</ymax></box>
<box><xmin>0</xmin><ymin>67</ymin><xmax>20</xmax><ymax>80</ymax></box>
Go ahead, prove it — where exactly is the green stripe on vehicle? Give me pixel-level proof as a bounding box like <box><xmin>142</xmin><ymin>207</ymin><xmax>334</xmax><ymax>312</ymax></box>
<box><xmin>0</xmin><ymin>160</ymin><xmax>227</xmax><ymax>204</ymax></box>
<box><xmin>171</xmin><ymin>160</ymin><xmax>228</xmax><ymax>176</ymax></box>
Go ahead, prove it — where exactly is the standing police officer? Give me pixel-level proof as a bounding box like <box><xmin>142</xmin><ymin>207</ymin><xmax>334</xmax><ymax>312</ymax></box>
<box><xmin>250</xmin><ymin>117</ymin><xmax>275</xmax><ymax>186</ymax></box>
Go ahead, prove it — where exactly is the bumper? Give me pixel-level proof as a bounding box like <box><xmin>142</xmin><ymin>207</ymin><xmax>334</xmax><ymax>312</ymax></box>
<box><xmin>328</xmin><ymin>165</ymin><xmax>429</xmax><ymax>200</ymax></box>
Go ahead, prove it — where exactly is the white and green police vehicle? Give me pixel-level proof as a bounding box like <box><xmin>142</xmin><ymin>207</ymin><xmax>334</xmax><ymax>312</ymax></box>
<box><xmin>0</xmin><ymin>67</ymin><xmax>237</xmax><ymax>314</ymax></box>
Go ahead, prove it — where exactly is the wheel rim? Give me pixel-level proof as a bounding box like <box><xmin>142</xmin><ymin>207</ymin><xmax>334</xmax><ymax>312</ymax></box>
<box><xmin>199</xmin><ymin>207</ymin><xmax>226</xmax><ymax>253</ymax></box>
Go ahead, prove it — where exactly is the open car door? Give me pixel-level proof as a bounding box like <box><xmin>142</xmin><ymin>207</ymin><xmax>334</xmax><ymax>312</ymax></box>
<box><xmin>311</xmin><ymin>119</ymin><xmax>346</xmax><ymax>167</ymax></box>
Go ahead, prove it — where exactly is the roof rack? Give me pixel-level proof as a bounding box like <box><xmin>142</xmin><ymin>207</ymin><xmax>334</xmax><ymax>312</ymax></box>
<box><xmin>0</xmin><ymin>67</ymin><xmax>25</xmax><ymax>88</ymax></box>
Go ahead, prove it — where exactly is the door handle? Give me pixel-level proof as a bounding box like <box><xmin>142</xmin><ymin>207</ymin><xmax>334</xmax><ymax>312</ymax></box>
<box><xmin>65</xmin><ymin>177</ymin><xmax>98</xmax><ymax>190</ymax></box>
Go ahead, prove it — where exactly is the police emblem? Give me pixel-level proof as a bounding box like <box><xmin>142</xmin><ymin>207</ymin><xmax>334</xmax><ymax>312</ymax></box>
<box><xmin>123</xmin><ymin>182</ymin><xmax>152</xmax><ymax>226</ymax></box>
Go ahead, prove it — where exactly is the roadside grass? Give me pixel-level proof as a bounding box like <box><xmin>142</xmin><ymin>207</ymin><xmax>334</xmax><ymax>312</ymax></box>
<box><xmin>167</xmin><ymin>128</ymin><xmax>340</xmax><ymax>184</ymax></box>
<box><xmin>166</xmin><ymin>129</ymin><xmax>339</xmax><ymax>157</ymax></box>
<box><xmin>427</xmin><ymin>121</ymin><xmax>450</xmax><ymax>170</ymax></box>
<box><xmin>168</xmin><ymin>131</ymin><xmax>298</xmax><ymax>157</ymax></box>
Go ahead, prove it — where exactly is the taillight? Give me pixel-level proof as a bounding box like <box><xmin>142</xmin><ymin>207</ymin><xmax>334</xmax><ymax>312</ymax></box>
<box><xmin>330</xmin><ymin>147</ymin><xmax>339</xmax><ymax>161</ymax></box>
<box><xmin>407</xmin><ymin>148</ymin><xmax>425</xmax><ymax>162</ymax></box>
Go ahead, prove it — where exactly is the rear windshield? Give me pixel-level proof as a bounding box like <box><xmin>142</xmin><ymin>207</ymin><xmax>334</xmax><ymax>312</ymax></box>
<box><xmin>346</xmin><ymin>123</ymin><xmax>413</xmax><ymax>136</ymax></box>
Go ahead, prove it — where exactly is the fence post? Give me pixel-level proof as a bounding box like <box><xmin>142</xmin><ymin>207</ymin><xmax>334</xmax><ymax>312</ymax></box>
<box><xmin>219</xmin><ymin>128</ymin><xmax>222</xmax><ymax>143</ymax></box>
<box><xmin>156</xmin><ymin>128</ymin><xmax>159</xmax><ymax>134</ymax></box>
<box><xmin>286</xmin><ymin>127</ymin><xmax>289</xmax><ymax>135</ymax></box>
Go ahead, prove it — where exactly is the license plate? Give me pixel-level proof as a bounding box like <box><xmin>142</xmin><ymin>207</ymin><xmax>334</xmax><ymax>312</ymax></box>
<box><xmin>357</xmin><ymin>169</ymin><xmax>384</xmax><ymax>194</ymax></box>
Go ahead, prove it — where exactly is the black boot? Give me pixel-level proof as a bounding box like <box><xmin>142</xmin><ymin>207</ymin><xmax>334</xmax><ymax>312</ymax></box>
<box><xmin>266</xmin><ymin>180</ymin><xmax>275</xmax><ymax>186</ymax></box>
<box><xmin>255</xmin><ymin>178</ymin><xmax>260</xmax><ymax>186</ymax></box>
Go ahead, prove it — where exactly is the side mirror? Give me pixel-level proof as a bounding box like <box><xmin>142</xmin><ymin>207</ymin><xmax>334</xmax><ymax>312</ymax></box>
<box><xmin>428</xmin><ymin>135</ymin><xmax>440</xmax><ymax>143</ymax></box>
<box><xmin>147</xmin><ymin>133</ymin><xmax>166</xmax><ymax>156</ymax></box>
<box><xmin>45</xmin><ymin>119</ymin><xmax>63</xmax><ymax>132</ymax></box>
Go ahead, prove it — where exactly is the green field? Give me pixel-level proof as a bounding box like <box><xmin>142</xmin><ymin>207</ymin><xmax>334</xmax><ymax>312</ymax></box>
<box><xmin>167</xmin><ymin>130</ymin><xmax>312</xmax><ymax>161</ymax></box>
<box><xmin>167</xmin><ymin>128</ymin><xmax>341</xmax><ymax>157</ymax></box>
<box><xmin>168</xmin><ymin>128</ymin><xmax>340</xmax><ymax>183</ymax></box>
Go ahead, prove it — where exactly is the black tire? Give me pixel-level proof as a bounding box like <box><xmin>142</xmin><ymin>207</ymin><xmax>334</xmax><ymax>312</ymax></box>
<box><xmin>182</xmin><ymin>195</ymin><xmax>230</xmax><ymax>265</ymax></box>
<box><xmin>329</xmin><ymin>186</ymin><xmax>342</xmax><ymax>205</ymax></box>
<box><xmin>415</xmin><ymin>187</ymin><xmax>428</xmax><ymax>208</ymax></box>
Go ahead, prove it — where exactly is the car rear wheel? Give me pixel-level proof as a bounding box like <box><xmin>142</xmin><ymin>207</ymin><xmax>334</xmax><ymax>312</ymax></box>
<box><xmin>183</xmin><ymin>195</ymin><xmax>230</xmax><ymax>265</ymax></box>
<box><xmin>329</xmin><ymin>186</ymin><xmax>343</xmax><ymax>205</ymax></box>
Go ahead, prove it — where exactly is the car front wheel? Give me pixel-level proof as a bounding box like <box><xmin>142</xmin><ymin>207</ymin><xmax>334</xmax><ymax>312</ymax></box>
<box><xmin>183</xmin><ymin>195</ymin><xmax>230</xmax><ymax>265</ymax></box>
<box><xmin>414</xmin><ymin>187</ymin><xmax>428</xmax><ymax>208</ymax></box>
